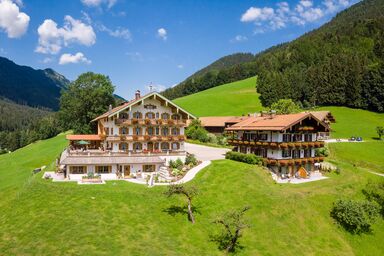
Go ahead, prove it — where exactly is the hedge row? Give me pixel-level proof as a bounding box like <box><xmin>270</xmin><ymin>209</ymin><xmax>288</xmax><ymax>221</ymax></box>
<box><xmin>225</xmin><ymin>151</ymin><xmax>262</xmax><ymax>165</ymax></box>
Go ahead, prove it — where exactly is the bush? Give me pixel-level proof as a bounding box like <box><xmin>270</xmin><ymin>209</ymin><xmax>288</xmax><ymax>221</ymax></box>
<box><xmin>315</xmin><ymin>147</ymin><xmax>329</xmax><ymax>157</ymax></box>
<box><xmin>169</xmin><ymin>158</ymin><xmax>184</xmax><ymax>170</ymax></box>
<box><xmin>330</xmin><ymin>199</ymin><xmax>380</xmax><ymax>234</ymax></box>
<box><xmin>185</xmin><ymin>154</ymin><xmax>198</xmax><ymax>166</ymax></box>
<box><xmin>207</xmin><ymin>133</ymin><xmax>218</xmax><ymax>144</ymax></box>
<box><xmin>217</xmin><ymin>135</ymin><xmax>227</xmax><ymax>146</ymax></box>
<box><xmin>225</xmin><ymin>151</ymin><xmax>262</xmax><ymax>165</ymax></box>
<box><xmin>185</xmin><ymin>119</ymin><xmax>210</xmax><ymax>142</ymax></box>
<box><xmin>363</xmin><ymin>181</ymin><xmax>384</xmax><ymax>217</ymax></box>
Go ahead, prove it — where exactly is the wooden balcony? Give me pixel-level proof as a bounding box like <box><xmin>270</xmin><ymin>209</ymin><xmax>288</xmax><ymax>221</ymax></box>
<box><xmin>264</xmin><ymin>157</ymin><xmax>325</xmax><ymax>166</ymax></box>
<box><xmin>107</xmin><ymin>135</ymin><xmax>185</xmax><ymax>142</ymax></box>
<box><xmin>227</xmin><ymin>139</ymin><xmax>324</xmax><ymax>148</ymax></box>
<box><xmin>115</xmin><ymin>118</ymin><xmax>187</xmax><ymax>126</ymax></box>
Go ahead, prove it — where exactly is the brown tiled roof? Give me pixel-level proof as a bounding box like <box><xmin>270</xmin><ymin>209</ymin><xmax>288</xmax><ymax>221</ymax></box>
<box><xmin>66</xmin><ymin>135</ymin><xmax>102</xmax><ymax>141</ymax></box>
<box><xmin>199</xmin><ymin>116</ymin><xmax>238</xmax><ymax>127</ymax></box>
<box><xmin>309</xmin><ymin>111</ymin><xmax>335</xmax><ymax>122</ymax></box>
<box><xmin>226</xmin><ymin>112</ymin><xmax>327</xmax><ymax>131</ymax></box>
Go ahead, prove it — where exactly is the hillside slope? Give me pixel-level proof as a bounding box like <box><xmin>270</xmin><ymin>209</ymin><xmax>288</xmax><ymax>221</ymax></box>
<box><xmin>173</xmin><ymin>77</ymin><xmax>262</xmax><ymax>116</ymax></box>
<box><xmin>164</xmin><ymin>0</ymin><xmax>384</xmax><ymax>112</ymax></box>
<box><xmin>0</xmin><ymin>56</ymin><xmax>69</xmax><ymax>110</ymax></box>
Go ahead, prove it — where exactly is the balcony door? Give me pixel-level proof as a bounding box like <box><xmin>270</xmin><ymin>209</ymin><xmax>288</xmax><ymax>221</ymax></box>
<box><xmin>124</xmin><ymin>165</ymin><xmax>130</xmax><ymax>178</ymax></box>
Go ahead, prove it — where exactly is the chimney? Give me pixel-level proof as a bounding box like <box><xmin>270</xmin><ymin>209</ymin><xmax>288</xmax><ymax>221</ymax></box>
<box><xmin>108</xmin><ymin>104</ymin><xmax>112</xmax><ymax>111</ymax></box>
<box><xmin>269</xmin><ymin>110</ymin><xmax>276</xmax><ymax>119</ymax></box>
<box><xmin>135</xmin><ymin>90</ymin><xmax>141</xmax><ymax>100</ymax></box>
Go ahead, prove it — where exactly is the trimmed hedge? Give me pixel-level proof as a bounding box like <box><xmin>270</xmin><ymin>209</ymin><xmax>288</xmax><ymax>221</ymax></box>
<box><xmin>225</xmin><ymin>151</ymin><xmax>262</xmax><ymax>165</ymax></box>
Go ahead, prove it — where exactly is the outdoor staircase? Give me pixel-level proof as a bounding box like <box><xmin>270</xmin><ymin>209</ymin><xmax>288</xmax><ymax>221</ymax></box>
<box><xmin>158</xmin><ymin>166</ymin><xmax>172</xmax><ymax>182</ymax></box>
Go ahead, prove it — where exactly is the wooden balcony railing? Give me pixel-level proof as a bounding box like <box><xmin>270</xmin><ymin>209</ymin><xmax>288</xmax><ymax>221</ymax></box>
<box><xmin>227</xmin><ymin>139</ymin><xmax>324</xmax><ymax>148</ymax></box>
<box><xmin>115</xmin><ymin>118</ymin><xmax>187</xmax><ymax>126</ymax></box>
<box><xmin>107</xmin><ymin>135</ymin><xmax>185</xmax><ymax>142</ymax></box>
<box><xmin>264</xmin><ymin>157</ymin><xmax>325</xmax><ymax>166</ymax></box>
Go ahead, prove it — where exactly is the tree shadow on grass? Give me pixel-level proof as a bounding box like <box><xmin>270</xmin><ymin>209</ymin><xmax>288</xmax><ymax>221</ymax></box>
<box><xmin>209</xmin><ymin>233</ymin><xmax>245</xmax><ymax>254</ymax></box>
<box><xmin>162</xmin><ymin>205</ymin><xmax>201</xmax><ymax>221</ymax></box>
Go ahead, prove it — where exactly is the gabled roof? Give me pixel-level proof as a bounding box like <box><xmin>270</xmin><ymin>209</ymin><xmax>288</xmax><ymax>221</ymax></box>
<box><xmin>225</xmin><ymin>112</ymin><xmax>329</xmax><ymax>131</ymax></box>
<box><xmin>199</xmin><ymin>116</ymin><xmax>239</xmax><ymax>127</ymax></box>
<box><xmin>309</xmin><ymin>111</ymin><xmax>336</xmax><ymax>123</ymax></box>
<box><xmin>92</xmin><ymin>92</ymin><xmax>196</xmax><ymax>121</ymax></box>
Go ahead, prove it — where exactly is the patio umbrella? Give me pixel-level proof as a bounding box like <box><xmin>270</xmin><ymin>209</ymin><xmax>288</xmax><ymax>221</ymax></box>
<box><xmin>76</xmin><ymin>140</ymin><xmax>90</xmax><ymax>145</ymax></box>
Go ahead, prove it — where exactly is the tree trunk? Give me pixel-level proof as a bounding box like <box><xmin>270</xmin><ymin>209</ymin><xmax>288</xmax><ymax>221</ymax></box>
<box><xmin>226</xmin><ymin>229</ymin><xmax>239</xmax><ymax>253</ymax></box>
<box><xmin>187</xmin><ymin>198</ymin><xmax>195</xmax><ymax>224</ymax></box>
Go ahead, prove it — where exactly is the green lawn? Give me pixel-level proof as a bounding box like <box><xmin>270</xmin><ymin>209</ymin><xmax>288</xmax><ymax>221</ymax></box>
<box><xmin>0</xmin><ymin>134</ymin><xmax>384</xmax><ymax>255</ymax></box>
<box><xmin>328</xmin><ymin>141</ymin><xmax>384</xmax><ymax>173</ymax></box>
<box><xmin>317</xmin><ymin>106</ymin><xmax>384</xmax><ymax>140</ymax></box>
<box><xmin>173</xmin><ymin>77</ymin><xmax>263</xmax><ymax>117</ymax></box>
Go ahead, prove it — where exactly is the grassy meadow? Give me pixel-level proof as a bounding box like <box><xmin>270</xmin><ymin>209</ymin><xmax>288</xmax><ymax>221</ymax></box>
<box><xmin>0</xmin><ymin>134</ymin><xmax>384</xmax><ymax>255</ymax></box>
<box><xmin>173</xmin><ymin>77</ymin><xmax>263</xmax><ymax>117</ymax></box>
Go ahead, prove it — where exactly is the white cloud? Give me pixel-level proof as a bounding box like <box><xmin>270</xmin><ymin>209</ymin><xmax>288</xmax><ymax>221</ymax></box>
<box><xmin>42</xmin><ymin>57</ymin><xmax>54</xmax><ymax>63</ymax></box>
<box><xmin>97</xmin><ymin>24</ymin><xmax>131</xmax><ymax>40</ymax></box>
<box><xmin>241</xmin><ymin>0</ymin><xmax>354</xmax><ymax>33</ymax></box>
<box><xmin>36</xmin><ymin>15</ymin><xmax>96</xmax><ymax>55</ymax></box>
<box><xmin>0</xmin><ymin>0</ymin><xmax>30</xmax><ymax>38</ymax></box>
<box><xmin>59</xmin><ymin>52</ymin><xmax>91</xmax><ymax>65</ymax></box>
<box><xmin>157</xmin><ymin>28</ymin><xmax>167</xmax><ymax>40</ymax></box>
<box><xmin>81</xmin><ymin>0</ymin><xmax>117</xmax><ymax>9</ymax></box>
<box><xmin>177</xmin><ymin>64</ymin><xmax>184</xmax><ymax>69</ymax></box>
<box><xmin>230</xmin><ymin>35</ymin><xmax>248</xmax><ymax>43</ymax></box>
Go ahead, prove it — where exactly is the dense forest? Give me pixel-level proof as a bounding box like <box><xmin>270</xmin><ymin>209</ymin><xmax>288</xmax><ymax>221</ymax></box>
<box><xmin>0</xmin><ymin>99</ymin><xmax>62</xmax><ymax>152</ymax></box>
<box><xmin>162</xmin><ymin>0</ymin><xmax>384</xmax><ymax>112</ymax></box>
<box><xmin>0</xmin><ymin>56</ymin><xmax>69</xmax><ymax>110</ymax></box>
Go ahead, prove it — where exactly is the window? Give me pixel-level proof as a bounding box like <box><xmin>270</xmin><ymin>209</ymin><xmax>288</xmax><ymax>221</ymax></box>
<box><xmin>104</xmin><ymin>127</ymin><xmax>109</xmax><ymax>135</ymax></box>
<box><xmin>259</xmin><ymin>134</ymin><xmax>268</xmax><ymax>141</ymax></box>
<box><xmin>162</xmin><ymin>127</ymin><xmax>169</xmax><ymax>136</ymax></box>
<box><xmin>171</xmin><ymin>114</ymin><xmax>181</xmax><ymax>120</ymax></box>
<box><xmin>70</xmin><ymin>166</ymin><xmax>86</xmax><ymax>174</ymax></box>
<box><xmin>172</xmin><ymin>142</ymin><xmax>180</xmax><ymax>150</ymax></box>
<box><xmin>161</xmin><ymin>142</ymin><xmax>169</xmax><ymax>150</ymax></box>
<box><xmin>161</xmin><ymin>113</ymin><xmax>169</xmax><ymax>120</ymax></box>
<box><xmin>304</xmin><ymin>134</ymin><xmax>313</xmax><ymax>142</ymax></box>
<box><xmin>133</xmin><ymin>112</ymin><xmax>142</xmax><ymax>119</ymax></box>
<box><xmin>282</xmin><ymin>149</ymin><xmax>291</xmax><ymax>158</ymax></box>
<box><xmin>147</xmin><ymin>127</ymin><xmax>154</xmax><ymax>135</ymax></box>
<box><xmin>255</xmin><ymin>148</ymin><xmax>267</xmax><ymax>158</ymax></box>
<box><xmin>121</xmin><ymin>127</ymin><xmax>128</xmax><ymax>135</ymax></box>
<box><xmin>135</xmin><ymin>127</ymin><xmax>141</xmax><ymax>135</ymax></box>
<box><xmin>283</xmin><ymin>134</ymin><xmax>292</xmax><ymax>142</ymax></box>
<box><xmin>120</xmin><ymin>113</ymin><xmax>128</xmax><ymax>119</ymax></box>
<box><xmin>292</xmin><ymin>149</ymin><xmax>300</xmax><ymax>158</ymax></box>
<box><xmin>304</xmin><ymin>149</ymin><xmax>312</xmax><ymax>157</ymax></box>
<box><xmin>155</xmin><ymin>127</ymin><xmax>160</xmax><ymax>135</ymax></box>
<box><xmin>146</xmin><ymin>112</ymin><xmax>155</xmax><ymax>119</ymax></box>
<box><xmin>172</xmin><ymin>127</ymin><xmax>180</xmax><ymax>135</ymax></box>
<box><xmin>133</xmin><ymin>142</ymin><xmax>142</xmax><ymax>151</ymax></box>
<box><xmin>111</xmin><ymin>128</ymin><xmax>114</xmax><ymax>135</ymax></box>
<box><xmin>120</xmin><ymin>143</ymin><xmax>128</xmax><ymax>151</ymax></box>
<box><xmin>143</xmin><ymin>165</ymin><xmax>155</xmax><ymax>172</ymax></box>
<box><xmin>96</xmin><ymin>166</ymin><xmax>111</xmax><ymax>173</ymax></box>
<box><xmin>156</xmin><ymin>112</ymin><xmax>159</xmax><ymax>118</ymax></box>
<box><xmin>293</xmin><ymin>134</ymin><xmax>302</xmax><ymax>142</ymax></box>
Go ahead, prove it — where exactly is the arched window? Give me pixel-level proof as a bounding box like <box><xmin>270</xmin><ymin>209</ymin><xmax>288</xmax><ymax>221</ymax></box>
<box><xmin>133</xmin><ymin>142</ymin><xmax>142</xmax><ymax>151</ymax></box>
<box><xmin>161</xmin><ymin>127</ymin><xmax>169</xmax><ymax>136</ymax></box>
<box><xmin>146</xmin><ymin>112</ymin><xmax>155</xmax><ymax>119</ymax></box>
<box><xmin>121</xmin><ymin>127</ymin><xmax>128</xmax><ymax>135</ymax></box>
<box><xmin>133</xmin><ymin>112</ymin><xmax>142</xmax><ymax>119</ymax></box>
<box><xmin>171</xmin><ymin>114</ymin><xmax>181</xmax><ymax>120</ymax></box>
<box><xmin>171</xmin><ymin>142</ymin><xmax>180</xmax><ymax>150</ymax></box>
<box><xmin>120</xmin><ymin>142</ymin><xmax>128</xmax><ymax>151</ymax></box>
<box><xmin>156</xmin><ymin>112</ymin><xmax>159</xmax><ymax>119</ymax></box>
<box><xmin>134</xmin><ymin>126</ymin><xmax>142</xmax><ymax>135</ymax></box>
<box><xmin>161</xmin><ymin>113</ymin><xmax>169</xmax><ymax>120</ymax></box>
<box><xmin>147</xmin><ymin>127</ymin><xmax>154</xmax><ymax>135</ymax></box>
<box><xmin>171</xmin><ymin>127</ymin><xmax>180</xmax><ymax>135</ymax></box>
<box><xmin>161</xmin><ymin>142</ymin><xmax>169</xmax><ymax>150</ymax></box>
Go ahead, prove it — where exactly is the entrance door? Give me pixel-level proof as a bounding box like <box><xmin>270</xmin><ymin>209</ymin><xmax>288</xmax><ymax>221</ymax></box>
<box><xmin>124</xmin><ymin>165</ymin><xmax>131</xmax><ymax>178</ymax></box>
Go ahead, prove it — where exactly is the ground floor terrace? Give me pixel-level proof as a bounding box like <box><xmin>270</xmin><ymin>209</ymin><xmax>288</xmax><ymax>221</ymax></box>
<box><xmin>266</xmin><ymin>157</ymin><xmax>324</xmax><ymax>179</ymax></box>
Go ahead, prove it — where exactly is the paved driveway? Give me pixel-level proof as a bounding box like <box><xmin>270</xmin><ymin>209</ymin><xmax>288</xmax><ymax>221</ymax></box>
<box><xmin>185</xmin><ymin>142</ymin><xmax>230</xmax><ymax>161</ymax></box>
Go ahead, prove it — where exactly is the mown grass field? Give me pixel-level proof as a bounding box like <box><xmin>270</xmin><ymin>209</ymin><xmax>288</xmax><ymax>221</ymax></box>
<box><xmin>173</xmin><ymin>77</ymin><xmax>263</xmax><ymax>117</ymax></box>
<box><xmin>0</xmin><ymin>134</ymin><xmax>384</xmax><ymax>255</ymax></box>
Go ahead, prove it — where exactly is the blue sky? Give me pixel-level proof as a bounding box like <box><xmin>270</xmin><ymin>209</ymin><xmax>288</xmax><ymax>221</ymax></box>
<box><xmin>0</xmin><ymin>0</ymin><xmax>357</xmax><ymax>100</ymax></box>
